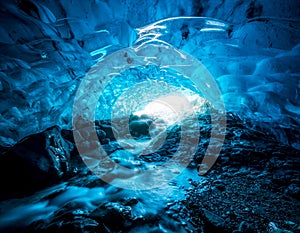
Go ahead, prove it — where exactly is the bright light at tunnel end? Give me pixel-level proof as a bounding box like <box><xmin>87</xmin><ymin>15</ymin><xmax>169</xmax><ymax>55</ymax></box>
<box><xmin>72</xmin><ymin>43</ymin><xmax>226</xmax><ymax>190</ymax></box>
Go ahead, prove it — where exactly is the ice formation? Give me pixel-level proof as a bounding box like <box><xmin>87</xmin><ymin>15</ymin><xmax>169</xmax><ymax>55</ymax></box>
<box><xmin>0</xmin><ymin>1</ymin><xmax>299</xmax><ymax>148</ymax></box>
<box><xmin>0</xmin><ymin>1</ymin><xmax>300</xmax><ymax>232</ymax></box>
<box><xmin>0</xmin><ymin>0</ymin><xmax>299</xmax><ymax>147</ymax></box>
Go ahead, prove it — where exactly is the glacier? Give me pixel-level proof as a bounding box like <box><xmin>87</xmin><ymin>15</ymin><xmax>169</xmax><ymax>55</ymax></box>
<box><xmin>0</xmin><ymin>0</ymin><xmax>299</xmax><ymax>148</ymax></box>
<box><xmin>0</xmin><ymin>0</ymin><xmax>300</xmax><ymax>232</ymax></box>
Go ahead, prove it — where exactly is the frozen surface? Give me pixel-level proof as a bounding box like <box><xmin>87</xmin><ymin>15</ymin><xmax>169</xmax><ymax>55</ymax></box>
<box><xmin>0</xmin><ymin>0</ymin><xmax>300</xmax><ymax>148</ymax></box>
<box><xmin>0</xmin><ymin>1</ymin><xmax>300</xmax><ymax>232</ymax></box>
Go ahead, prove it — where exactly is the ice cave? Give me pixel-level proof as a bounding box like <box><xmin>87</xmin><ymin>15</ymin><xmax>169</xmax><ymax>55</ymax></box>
<box><xmin>0</xmin><ymin>0</ymin><xmax>299</xmax><ymax>232</ymax></box>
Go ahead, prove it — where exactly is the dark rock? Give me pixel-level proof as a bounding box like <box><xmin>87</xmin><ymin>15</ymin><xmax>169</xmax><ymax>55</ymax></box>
<box><xmin>95</xmin><ymin>120</ymin><xmax>118</xmax><ymax>141</ymax></box>
<box><xmin>102</xmin><ymin>141</ymin><xmax>123</xmax><ymax>154</ymax></box>
<box><xmin>215</xmin><ymin>182</ymin><xmax>226</xmax><ymax>191</ymax></box>
<box><xmin>95</xmin><ymin>127</ymin><xmax>110</xmax><ymax>144</ymax></box>
<box><xmin>238</xmin><ymin>221</ymin><xmax>255</xmax><ymax>233</ymax></box>
<box><xmin>91</xmin><ymin>202</ymin><xmax>134</xmax><ymax>231</ymax></box>
<box><xmin>213</xmin><ymin>180</ymin><xmax>226</xmax><ymax>191</ymax></box>
<box><xmin>285</xmin><ymin>184</ymin><xmax>300</xmax><ymax>200</ymax></box>
<box><xmin>202</xmin><ymin>209</ymin><xmax>227</xmax><ymax>233</ymax></box>
<box><xmin>129</xmin><ymin>114</ymin><xmax>153</xmax><ymax>139</ymax></box>
<box><xmin>121</xmin><ymin>197</ymin><xmax>139</xmax><ymax>206</ymax></box>
<box><xmin>0</xmin><ymin>126</ymin><xmax>84</xmax><ymax>199</ymax></box>
<box><xmin>272</xmin><ymin>169</ymin><xmax>296</xmax><ymax>186</ymax></box>
<box><xmin>129</xmin><ymin>120</ymin><xmax>150</xmax><ymax>138</ymax></box>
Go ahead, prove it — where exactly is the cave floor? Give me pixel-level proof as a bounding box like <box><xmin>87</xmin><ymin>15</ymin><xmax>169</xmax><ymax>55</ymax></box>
<box><xmin>0</xmin><ymin>116</ymin><xmax>300</xmax><ymax>233</ymax></box>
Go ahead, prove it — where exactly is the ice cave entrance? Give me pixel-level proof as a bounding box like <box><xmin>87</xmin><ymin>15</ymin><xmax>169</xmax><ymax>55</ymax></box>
<box><xmin>133</xmin><ymin>91</ymin><xmax>208</xmax><ymax>126</ymax></box>
<box><xmin>97</xmin><ymin>65</ymin><xmax>209</xmax><ymax>137</ymax></box>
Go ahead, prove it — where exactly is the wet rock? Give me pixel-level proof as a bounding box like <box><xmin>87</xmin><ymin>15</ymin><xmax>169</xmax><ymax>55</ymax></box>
<box><xmin>95</xmin><ymin>127</ymin><xmax>110</xmax><ymax>144</ymax></box>
<box><xmin>95</xmin><ymin>120</ymin><xmax>118</xmax><ymax>141</ymax></box>
<box><xmin>129</xmin><ymin>114</ymin><xmax>152</xmax><ymax>139</ymax></box>
<box><xmin>91</xmin><ymin>202</ymin><xmax>134</xmax><ymax>231</ymax></box>
<box><xmin>121</xmin><ymin>197</ymin><xmax>139</xmax><ymax>206</ymax></box>
<box><xmin>0</xmin><ymin>126</ymin><xmax>83</xmax><ymax>199</ymax></box>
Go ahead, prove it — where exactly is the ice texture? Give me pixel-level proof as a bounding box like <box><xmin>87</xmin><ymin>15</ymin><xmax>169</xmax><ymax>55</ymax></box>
<box><xmin>0</xmin><ymin>0</ymin><xmax>300</xmax><ymax>147</ymax></box>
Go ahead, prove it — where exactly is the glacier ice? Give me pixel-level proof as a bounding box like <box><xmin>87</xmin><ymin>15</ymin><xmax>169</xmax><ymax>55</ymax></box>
<box><xmin>0</xmin><ymin>1</ymin><xmax>300</xmax><ymax>232</ymax></box>
<box><xmin>0</xmin><ymin>0</ymin><xmax>300</xmax><ymax>148</ymax></box>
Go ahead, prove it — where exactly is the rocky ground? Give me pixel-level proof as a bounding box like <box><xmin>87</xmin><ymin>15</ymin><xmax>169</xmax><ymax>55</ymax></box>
<box><xmin>160</xmin><ymin>114</ymin><xmax>300</xmax><ymax>233</ymax></box>
<box><xmin>184</xmin><ymin>126</ymin><xmax>300</xmax><ymax>233</ymax></box>
<box><xmin>0</xmin><ymin>113</ymin><xmax>299</xmax><ymax>233</ymax></box>
<box><xmin>0</xmin><ymin>0</ymin><xmax>299</xmax><ymax>232</ymax></box>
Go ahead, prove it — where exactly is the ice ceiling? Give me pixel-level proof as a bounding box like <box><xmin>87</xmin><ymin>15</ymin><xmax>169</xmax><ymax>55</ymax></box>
<box><xmin>0</xmin><ymin>0</ymin><xmax>300</xmax><ymax>147</ymax></box>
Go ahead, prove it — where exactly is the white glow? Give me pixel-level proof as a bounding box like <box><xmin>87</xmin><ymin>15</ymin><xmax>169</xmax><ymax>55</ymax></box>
<box><xmin>134</xmin><ymin>91</ymin><xmax>207</xmax><ymax>125</ymax></box>
<box><xmin>135</xmin><ymin>99</ymin><xmax>176</xmax><ymax>125</ymax></box>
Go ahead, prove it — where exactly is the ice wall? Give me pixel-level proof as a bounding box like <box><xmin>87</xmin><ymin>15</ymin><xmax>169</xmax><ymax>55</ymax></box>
<box><xmin>0</xmin><ymin>0</ymin><xmax>299</xmax><ymax>147</ymax></box>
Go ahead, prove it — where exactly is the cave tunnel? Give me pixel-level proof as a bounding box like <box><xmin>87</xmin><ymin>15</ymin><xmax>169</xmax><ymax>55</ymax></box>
<box><xmin>0</xmin><ymin>0</ymin><xmax>300</xmax><ymax>232</ymax></box>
